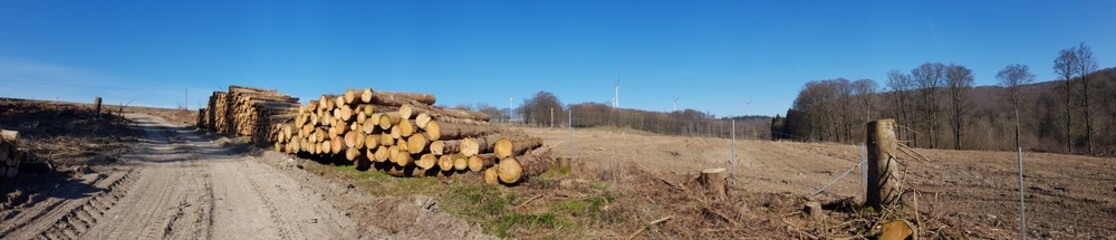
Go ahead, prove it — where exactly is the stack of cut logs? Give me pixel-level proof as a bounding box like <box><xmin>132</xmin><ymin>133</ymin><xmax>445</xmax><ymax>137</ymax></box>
<box><xmin>198</xmin><ymin>86</ymin><xmax>300</xmax><ymax>143</ymax></box>
<box><xmin>1</xmin><ymin>129</ymin><xmax>24</xmax><ymax>178</ymax></box>
<box><xmin>271</xmin><ymin>88</ymin><xmax>552</xmax><ymax>185</ymax></box>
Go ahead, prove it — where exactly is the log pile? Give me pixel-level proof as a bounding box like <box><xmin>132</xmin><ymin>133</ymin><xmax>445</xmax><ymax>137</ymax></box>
<box><xmin>198</xmin><ymin>86</ymin><xmax>299</xmax><ymax>143</ymax></box>
<box><xmin>270</xmin><ymin>88</ymin><xmax>552</xmax><ymax>185</ymax></box>
<box><xmin>1</xmin><ymin>129</ymin><xmax>26</xmax><ymax>178</ymax></box>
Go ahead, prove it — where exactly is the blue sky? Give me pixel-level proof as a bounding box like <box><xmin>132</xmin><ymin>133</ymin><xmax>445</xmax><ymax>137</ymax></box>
<box><xmin>1</xmin><ymin>1</ymin><xmax>1113</xmax><ymax>117</ymax></box>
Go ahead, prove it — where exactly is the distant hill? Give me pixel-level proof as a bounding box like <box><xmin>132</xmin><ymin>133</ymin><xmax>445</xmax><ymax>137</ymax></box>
<box><xmin>567</xmin><ymin>102</ymin><xmax>771</xmax><ymax>139</ymax></box>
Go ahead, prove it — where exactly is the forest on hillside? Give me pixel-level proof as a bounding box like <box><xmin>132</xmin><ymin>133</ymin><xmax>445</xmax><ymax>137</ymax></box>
<box><xmin>450</xmin><ymin>91</ymin><xmax>772</xmax><ymax>139</ymax></box>
<box><xmin>772</xmin><ymin>43</ymin><xmax>1116</xmax><ymax>155</ymax></box>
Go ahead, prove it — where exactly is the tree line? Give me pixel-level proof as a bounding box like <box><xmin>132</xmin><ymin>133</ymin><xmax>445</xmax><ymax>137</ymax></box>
<box><xmin>449</xmin><ymin>91</ymin><xmax>772</xmax><ymax>139</ymax></box>
<box><xmin>773</xmin><ymin>43</ymin><xmax>1116</xmax><ymax>155</ymax></box>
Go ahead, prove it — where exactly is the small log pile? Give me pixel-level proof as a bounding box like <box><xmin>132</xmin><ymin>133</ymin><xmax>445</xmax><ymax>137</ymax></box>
<box><xmin>198</xmin><ymin>86</ymin><xmax>299</xmax><ymax>143</ymax></box>
<box><xmin>271</xmin><ymin>88</ymin><xmax>553</xmax><ymax>185</ymax></box>
<box><xmin>1</xmin><ymin>129</ymin><xmax>26</xmax><ymax>178</ymax></box>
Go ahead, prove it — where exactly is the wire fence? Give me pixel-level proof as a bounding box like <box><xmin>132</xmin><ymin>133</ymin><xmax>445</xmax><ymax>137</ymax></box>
<box><xmin>511</xmin><ymin>110</ymin><xmax>819</xmax><ymax>143</ymax></box>
<box><xmin>520</xmin><ymin>109</ymin><xmax>871</xmax><ymax>196</ymax></box>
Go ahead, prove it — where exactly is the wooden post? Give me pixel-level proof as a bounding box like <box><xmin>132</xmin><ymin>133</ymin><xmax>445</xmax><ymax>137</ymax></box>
<box><xmin>867</xmin><ymin>119</ymin><xmax>901</xmax><ymax>209</ymax></box>
<box><xmin>93</xmin><ymin>97</ymin><xmax>102</xmax><ymax>115</ymax></box>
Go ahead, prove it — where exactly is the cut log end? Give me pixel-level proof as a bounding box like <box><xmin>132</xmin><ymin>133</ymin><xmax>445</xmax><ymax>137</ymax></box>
<box><xmin>399</xmin><ymin>120</ymin><xmax>415</xmax><ymax>138</ymax></box>
<box><xmin>497</xmin><ymin>157</ymin><xmax>523</xmax><ymax>184</ymax></box>
<box><xmin>484</xmin><ymin>168</ymin><xmax>499</xmax><ymax>185</ymax></box>
<box><xmin>460</xmin><ymin>138</ymin><xmax>480</xmax><ymax>157</ymax></box>
<box><xmin>424</xmin><ymin>121</ymin><xmax>441</xmax><ymax>141</ymax></box>
<box><xmin>406</xmin><ymin>134</ymin><xmax>428</xmax><ymax>154</ymax></box>
<box><xmin>467</xmin><ymin>155</ymin><xmax>484</xmax><ymax>172</ymax></box>
<box><xmin>399</xmin><ymin>104</ymin><xmax>413</xmax><ymax>120</ymax></box>
<box><xmin>494</xmin><ymin>138</ymin><xmax>513</xmax><ymax>159</ymax></box>
<box><xmin>453</xmin><ymin>155</ymin><xmax>468</xmax><ymax>171</ymax></box>
<box><xmin>415</xmin><ymin>113</ymin><xmax>432</xmax><ymax>129</ymax></box>
<box><xmin>360</xmin><ymin>88</ymin><xmax>374</xmax><ymax>103</ymax></box>
<box><xmin>429</xmin><ymin>141</ymin><xmax>445</xmax><ymax>155</ymax></box>
<box><xmin>417</xmin><ymin>154</ymin><xmax>437</xmax><ymax>170</ymax></box>
<box><xmin>438</xmin><ymin>155</ymin><xmax>455</xmax><ymax>171</ymax></box>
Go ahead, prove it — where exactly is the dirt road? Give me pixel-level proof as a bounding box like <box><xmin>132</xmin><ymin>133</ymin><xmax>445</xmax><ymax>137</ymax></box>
<box><xmin>1</xmin><ymin>114</ymin><xmax>360</xmax><ymax>240</ymax></box>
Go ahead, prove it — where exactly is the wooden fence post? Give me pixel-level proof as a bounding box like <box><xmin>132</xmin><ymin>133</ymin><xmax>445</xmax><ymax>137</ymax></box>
<box><xmin>867</xmin><ymin>119</ymin><xmax>901</xmax><ymax>209</ymax></box>
<box><xmin>93</xmin><ymin>97</ymin><xmax>102</xmax><ymax>116</ymax></box>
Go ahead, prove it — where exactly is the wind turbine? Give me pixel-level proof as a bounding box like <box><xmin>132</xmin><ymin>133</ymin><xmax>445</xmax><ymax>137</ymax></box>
<box><xmin>673</xmin><ymin>96</ymin><xmax>679</xmax><ymax>112</ymax></box>
<box><xmin>613</xmin><ymin>74</ymin><xmax>620</xmax><ymax>108</ymax></box>
<box><xmin>745</xmin><ymin>99</ymin><xmax>752</xmax><ymax>117</ymax></box>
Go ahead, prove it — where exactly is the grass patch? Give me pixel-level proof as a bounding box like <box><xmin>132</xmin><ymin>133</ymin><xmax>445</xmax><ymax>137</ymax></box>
<box><xmin>492</xmin><ymin>212</ymin><xmax>570</xmax><ymax>238</ymax></box>
<box><xmin>333</xmin><ymin>164</ymin><xmax>437</xmax><ymax>196</ymax></box>
<box><xmin>550</xmin><ymin>194</ymin><xmax>614</xmax><ymax>213</ymax></box>
<box><xmin>542</xmin><ymin>163</ymin><xmax>571</xmax><ymax>177</ymax></box>
<box><xmin>334</xmin><ymin>165</ymin><xmax>385</xmax><ymax>179</ymax></box>
<box><xmin>550</xmin><ymin>199</ymin><xmax>590</xmax><ymax>212</ymax></box>
<box><xmin>440</xmin><ymin>184</ymin><xmax>514</xmax><ymax>217</ymax></box>
<box><xmin>316</xmin><ymin>162</ymin><xmax>600</xmax><ymax>238</ymax></box>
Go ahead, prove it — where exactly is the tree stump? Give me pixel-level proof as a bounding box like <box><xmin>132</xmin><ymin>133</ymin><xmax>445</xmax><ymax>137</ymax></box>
<box><xmin>803</xmin><ymin>201</ymin><xmax>824</xmax><ymax>221</ymax></box>
<box><xmin>867</xmin><ymin>119</ymin><xmax>902</xmax><ymax>209</ymax></box>
<box><xmin>699</xmin><ymin>168</ymin><xmax>728</xmax><ymax>201</ymax></box>
<box><xmin>555</xmin><ymin>157</ymin><xmax>571</xmax><ymax>171</ymax></box>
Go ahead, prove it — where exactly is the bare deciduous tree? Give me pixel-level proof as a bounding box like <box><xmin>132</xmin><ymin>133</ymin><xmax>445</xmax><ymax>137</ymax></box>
<box><xmin>945</xmin><ymin>64</ymin><xmax>974</xmax><ymax>150</ymax></box>
<box><xmin>886</xmin><ymin>70</ymin><xmax>915</xmax><ymax>145</ymax></box>
<box><xmin>997</xmin><ymin>64</ymin><xmax>1036</xmax><ymax>150</ymax></box>
<box><xmin>1073</xmin><ymin>43</ymin><xmax>1098</xmax><ymax>154</ymax></box>
<box><xmin>912</xmin><ymin>62</ymin><xmax>946</xmax><ymax>148</ymax></box>
<box><xmin>853</xmin><ymin>79</ymin><xmax>878</xmax><ymax>123</ymax></box>
<box><xmin>1053</xmin><ymin>48</ymin><xmax>1077</xmax><ymax>152</ymax></box>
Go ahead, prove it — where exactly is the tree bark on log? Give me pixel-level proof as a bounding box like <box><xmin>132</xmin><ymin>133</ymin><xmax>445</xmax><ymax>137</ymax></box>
<box><xmin>474</xmin><ymin>134</ymin><xmax>542</xmax><ymax>158</ymax></box>
<box><xmin>432</xmin><ymin>134</ymin><xmax>540</xmax><ymax>157</ymax></box>
<box><xmin>508</xmin><ymin>153</ymin><xmax>554</xmax><ymax>183</ymax></box>
<box><xmin>431</xmin><ymin>123</ymin><xmax>499</xmax><ymax>141</ymax></box>
<box><xmin>366</xmin><ymin>91</ymin><xmax>437</xmax><ymax>107</ymax></box>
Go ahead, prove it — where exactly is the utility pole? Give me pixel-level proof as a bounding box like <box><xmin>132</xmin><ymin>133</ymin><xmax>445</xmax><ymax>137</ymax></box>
<box><xmin>185</xmin><ymin>89</ymin><xmax>189</xmax><ymax>110</ymax></box>
<box><xmin>508</xmin><ymin>98</ymin><xmax>514</xmax><ymax>122</ymax></box>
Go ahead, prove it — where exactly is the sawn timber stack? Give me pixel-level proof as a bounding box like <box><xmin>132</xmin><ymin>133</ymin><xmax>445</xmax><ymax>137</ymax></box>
<box><xmin>197</xmin><ymin>86</ymin><xmax>300</xmax><ymax>144</ymax></box>
<box><xmin>269</xmin><ymin>88</ymin><xmax>553</xmax><ymax>185</ymax></box>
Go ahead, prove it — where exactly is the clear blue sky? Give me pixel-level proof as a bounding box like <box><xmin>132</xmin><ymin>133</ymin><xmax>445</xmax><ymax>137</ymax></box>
<box><xmin>2</xmin><ymin>1</ymin><xmax>1113</xmax><ymax>117</ymax></box>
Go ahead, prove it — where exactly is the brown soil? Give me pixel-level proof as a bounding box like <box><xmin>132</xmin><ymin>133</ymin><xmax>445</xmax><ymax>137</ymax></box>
<box><xmin>1</xmin><ymin>103</ymin><xmax>489</xmax><ymax>239</ymax></box>
<box><xmin>4</xmin><ymin>98</ymin><xmax>1113</xmax><ymax>239</ymax></box>
<box><xmin>516</xmin><ymin>126</ymin><xmax>1116</xmax><ymax>239</ymax></box>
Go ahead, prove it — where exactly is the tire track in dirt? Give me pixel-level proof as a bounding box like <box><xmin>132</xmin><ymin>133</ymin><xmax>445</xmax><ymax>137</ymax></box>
<box><xmin>208</xmin><ymin>158</ymin><xmax>358</xmax><ymax>240</ymax></box>
<box><xmin>0</xmin><ymin>168</ymin><xmax>137</xmax><ymax>240</ymax></box>
<box><xmin>5</xmin><ymin>113</ymin><xmax>391</xmax><ymax>240</ymax></box>
<box><xmin>80</xmin><ymin>165</ymin><xmax>210</xmax><ymax>240</ymax></box>
<box><xmin>32</xmin><ymin>168</ymin><xmax>140</xmax><ymax>240</ymax></box>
